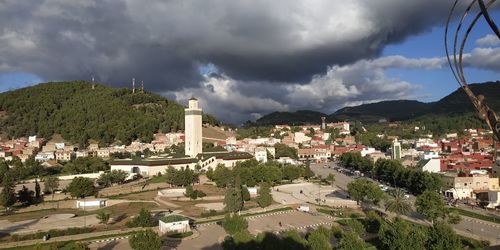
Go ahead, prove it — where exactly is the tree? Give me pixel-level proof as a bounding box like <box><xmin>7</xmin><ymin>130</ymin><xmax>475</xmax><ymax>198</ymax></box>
<box><xmin>378</xmin><ymin>218</ymin><xmax>428</xmax><ymax>250</ymax></box>
<box><xmin>257</xmin><ymin>182</ymin><xmax>272</xmax><ymax>208</ymax></box>
<box><xmin>222</xmin><ymin>214</ymin><xmax>248</xmax><ymax>235</ymax></box>
<box><xmin>66</xmin><ymin>177</ymin><xmax>96</xmax><ymax>198</ymax></box>
<box><xmin>304</xmin><ymin>162</ymin><xmax>315</xmax><ymax>179</ymax></box>
<box><xmin>0</xmin><ymin>174</ymin><xmax>16</xmax><ymax>209</ymax></box>
<box><xmin>364</xmin><ymin>211</ymin><xmax>383</xmax><ymax>233</ymax></box>
<box><xmin>415</xmin><ymin>190</ymin><xmax>447</xmax><ymax>224</ymax></box>
<box><xmin>345</xmin><ymin>219</ymin><xmax>365</xmax><ymax>236</ymax></box>
<box><xmin>224</xmin><ymin>187</ymin><xmax>243</xmax><ymax>213</ymax></box>
<box><xmin>282</xmin><ymin>165</ymin><xmax>302</xmax><ymax>181</ymax></box>
<box><xmin>282</xmin><ymin>230</ymin><xmax>308</xmax><ymax>249</ymax></box>
<box><xmin>97</xmin><ymin>211</ymin><xmax>111</xmax><ymax>225</ymax></box>
<box><xmin>206</xmin><ymin>167</ymin><xmax>214</xmax><ymax>180</ymax></box>
<box><xmin>447</xmin><ymin>210</ymin><xmax>462</xmax><ymax>224</ymax></box>
<box><xmin>34</xmin><ymin>179</ymin><xmax>41</xmax><ymax>200</ymax></box>
<box><xmin>17</xmin><ymin>185</ymin><xmax>34</xmax><ymax>205</ymax></box>
<box><xmin>326</xmin><ymin>173</ymin><xmax>335</xmax><ymax>186</ymax></box>
<box><xmin>97</xmin><ymin>170</ymin><xmax>128</xmax><ymax>187</ymax></box>
<box><xmin>347</xmin><ymin>179</ymin><xmax>385</xmax><ymax>206</ymax></box>
<box><xmin>307</xmin><ymin>229</ymin><xmax>332</xmax><ymax>250</ymax></box>
<box><xmin>128</xmin><ymin>229</ymin><xmax>162</xmax><ymax>250</ymax></box>
<box><xmin>427</xmin><ymin>221</ymin><xmax>462</xmax><ymax>250</ymax></box>
<box><xmin>44</xmin><ymin>176</ymin><xmax>60</xmax><ymax>199</ymax></box>
<box><xmin>185</xmin><ymin>185</ymin><xmax>194</xmax><ymax>198</ymax></box>
<box><xmin>274</xmin><ymin>143</ymin><xmax>298</xmax><ymax>159</ymax></box>
<box><xmin>385</xmin><ymin>188</ymin><xmax>412</xmax><ymax>216</ymax></box>
<box><xmin>337</xmin><ymin>231</ymin><xmax>365</xmax><ymax>250</ymax></box>
<box><xmin>126</xmin><ymin>208</ymin><xmax>156</xmax><ymax>228</ymax></box>
<box><xmin>241</xmin><ymin>186</ymin><xmax>251</xmax><ymax>201</ymax></box>
<box><xmin>212</xmin><ymin>164</ymin><xmax>233</xmax><ymax>187</ymax></box>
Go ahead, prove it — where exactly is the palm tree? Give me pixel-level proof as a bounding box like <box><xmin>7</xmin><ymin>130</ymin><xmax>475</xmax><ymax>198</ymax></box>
<box><xmin>385</xmin><ymin>188</ymin><xmax>411</xmax><ymax>216</ymax></box>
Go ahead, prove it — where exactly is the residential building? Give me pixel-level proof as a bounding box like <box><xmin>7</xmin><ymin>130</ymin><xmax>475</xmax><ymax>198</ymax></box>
<box><xmin>35</xmin><ymin>152</ymin><xmax>55</xmax><ymax>162</ymax></box>
<box><xmin>254</xmin><ymin>147</ymin><xmax>268</xmax><ymax>163</ymax></box>
<box><xmin>442</xmin><ymin>172</ymin><xmax>499</xmax><ymax>200</ymax></box>
<box><xmin>55</xmin><ymin>150</ymin><xmax>74</xmax><ymax>161</ymax></box>
<box><xmin>97</xmin><ymin>149</ymin><xmax>110</xmax><ymax>159</ymax></box>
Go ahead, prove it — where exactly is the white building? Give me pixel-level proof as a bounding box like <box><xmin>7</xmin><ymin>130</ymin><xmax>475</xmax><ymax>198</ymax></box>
<box><xmin>76</xmin><ymin>199</ymin><xmax>107</xmax><ymax>209</ymax></box>
<box><xmin>159</xmin><ymin>215</ymin><xmax>190</xmax><ymax>234</ymax></box>
<box><xmin>421</xmin><ymin>158</ymin><xmax>441</xmax><ymax>173</ymax></box>
<box><xmin>487</xmin><ymin>191</ymin><xmax>500</xmax><ymax>208</ymax></box>
<box><xmin>360</xmin><ymin>147</ymin><xmax>376</xmax><ymax>157</ymax></box>
<box><xmin>254</xmin><ymin>147</ymin><xmax>268</xmax><ymax>163</ymax></box>
<box><xmin>185</xmin><ymin>98</ymin><xmax>202</xmax><ymax>158</ymax></box>
<box><xmin>294</xmin><ymin>132</ymin><xmax>311</xmax><ymax>144</ymax></box>
<box><xmin>422</xmin><ymin>151</ymin><xmax>439</xmax><ymax>160</ymax></box>
<box><xmin>35</xmin><ymin>152</ymin><xmax>55</xmax><ymax>162</ymax></box>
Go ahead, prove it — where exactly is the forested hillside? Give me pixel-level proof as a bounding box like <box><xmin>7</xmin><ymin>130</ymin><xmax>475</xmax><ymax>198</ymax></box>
<box><xmin>255</xmin><ymin>110</ymin><xmax>327</xmax><ymax>125</ymax></box>
<box><xmin>0</xmin><ymin>81</ymin><xmax>218</xmax><ymax>146</ymax></box>
<box><xmin>255</xmin><ymin>81</ymin><xmax>500</xmax><ymax>125</ymax></box>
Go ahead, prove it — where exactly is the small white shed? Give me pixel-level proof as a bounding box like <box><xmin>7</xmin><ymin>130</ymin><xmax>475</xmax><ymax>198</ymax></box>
<box><xmin>247</xmin><ymin>187</ymin><xmax>258</xmax><ymax>196</ymax></box>
<box><xmin>76</xmin><ymin>199</ymin><xmax>107</xmax><ymax>209</ymax></box>
<box><xmin>159</xmin><ymin>215</ymin><xmax>190</xmax><ymax>235</ymax></box>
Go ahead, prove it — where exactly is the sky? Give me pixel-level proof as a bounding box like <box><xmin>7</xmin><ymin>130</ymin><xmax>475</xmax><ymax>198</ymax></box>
<box><xmin>0</xmin><ymin>0</ymin><xmax>499</xmax><ymax>124</ymax></box>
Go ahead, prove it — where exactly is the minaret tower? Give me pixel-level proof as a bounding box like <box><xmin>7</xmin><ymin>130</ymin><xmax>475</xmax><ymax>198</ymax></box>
<box><xmin>132</xmin><ymin>78</ymin><xmax>136</xmax><ymax>94</ymax></box>
<box><xmin>185</xmin><ymin>97</ymin><xmax>203</xmax><ymax>157</ymax></box>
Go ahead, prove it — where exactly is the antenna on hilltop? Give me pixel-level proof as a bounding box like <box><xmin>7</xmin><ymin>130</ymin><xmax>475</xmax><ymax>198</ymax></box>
<box><xmin>91</xmin><ymin>75</ymin><xmax>95</xmax><ymax>90</ymax></box>
<box><xmin>141</xmin><ymin>80</ymin><xmax>144</xmax><ymax>93</ymax></box>
<box><xmin>132</xmin><ymin>78</ymin><xmax>136</xmax><ymax>94</ymax></box>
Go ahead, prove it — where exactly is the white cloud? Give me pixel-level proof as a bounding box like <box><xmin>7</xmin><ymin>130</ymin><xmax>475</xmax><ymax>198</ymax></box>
<box><xmin>463</xmin><ymin>47</ymin><xmax>500</xmax><ymax>71</ymax></box>
<box><xmin>169</xmin><ymin>54</ymin><xmax>431</xmax><ymax>123</ymax></box>
<box><xmin>476</xmin><ymin>34</ymin><xmax>500</xmax><ymax>47</ymax></box>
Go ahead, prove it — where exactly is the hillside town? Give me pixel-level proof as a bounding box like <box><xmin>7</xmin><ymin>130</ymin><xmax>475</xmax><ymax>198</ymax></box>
<box><xmin>0</xmin><ymin>95</ymin><xmax>499</xmax><ymax>249</ymax></box>
<box><xmin>1</xmin><ymin>0</ymin><xmax>500</xmax><ymax>248</ymax></box>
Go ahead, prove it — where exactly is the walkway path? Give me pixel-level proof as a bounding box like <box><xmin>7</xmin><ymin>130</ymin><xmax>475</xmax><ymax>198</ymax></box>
<box><xmin>0</xmin><ymin>227</ymin><xmax>153</xmax><ymax>249</ymax></box>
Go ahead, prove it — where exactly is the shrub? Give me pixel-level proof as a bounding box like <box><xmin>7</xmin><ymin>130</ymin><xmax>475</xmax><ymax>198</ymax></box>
<box><xmin>222</xmin><ymin>214</ymin><xmax>248</xmax><ymax>235</ymax></box>
<box><xmin>364</xmin><ymin>211</ymin><xmax>383</xmax><ymax>233</ymax></box>
<box><xmin>126</xmin><ymin>208</ymin><xmax>157</xmax><ymax>228</ymax></box>
<box><xmin>11</xmin><ymin>227</ymin><xmax>95</xmax><ymax>241</ymax></box>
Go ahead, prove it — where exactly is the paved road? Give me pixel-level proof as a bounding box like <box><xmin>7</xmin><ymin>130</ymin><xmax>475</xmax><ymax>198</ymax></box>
<box><xmin>310</xmin><ymin>162</ymin><xmax>500</xmax><ymax>244</ymax></box>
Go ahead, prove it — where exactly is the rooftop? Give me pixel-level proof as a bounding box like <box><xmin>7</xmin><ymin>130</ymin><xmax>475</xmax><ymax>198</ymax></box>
<box><xmin>160</xmin><ymin>214</ymin><xmax>188</xmax><ymax>223</ymax></box>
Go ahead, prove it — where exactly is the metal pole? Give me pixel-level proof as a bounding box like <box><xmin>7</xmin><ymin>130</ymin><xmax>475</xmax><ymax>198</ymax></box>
<box><xmin>83</xmin><ymin>196</ymin><xmax>86</xmax><ymax>228</ymax></box>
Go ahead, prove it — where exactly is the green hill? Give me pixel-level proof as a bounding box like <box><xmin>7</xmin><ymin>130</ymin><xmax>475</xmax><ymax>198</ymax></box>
<box><xmin>330</xmin><ymin>81</ymin><xmax>500</xmax><ymax>122</ymax></box>
<box><xmin>256</xmin><ymin>81</ymin><xmax>500</xmax><ymax>125</ymax></box>
<box><xmin>255</xmin><ymin>110</ymin><xmax>327</xmax><ymax>126</ymax></box>
<box><xmin>330</xmin><ymin>100</ymin><xmax>430</xmax><ymax>123</ymax></box>
<box><xmin>0</xmin><ymin>81</ymin><xmax>218</xmax><ymax>146</ymax></box>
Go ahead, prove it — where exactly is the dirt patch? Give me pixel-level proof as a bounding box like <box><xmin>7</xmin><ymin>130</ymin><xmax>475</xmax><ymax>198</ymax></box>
<box><xmin>193</xmin><ymin>184</ymin><xmax>225</xmax><ymax>196</ymax></box>
<box><xmin>116</xmin><ymin>190</ymin><xmax>159</xmax><ymax>200</ymax></box>
<box><xmin>1</xmin><ymin>208</ymin><xmax>83</xmax><ymax>223</ymax></box>
<box><xmin>99</xmin><ymin>202</ymin><xmax>159</xmax><ymax>217</ymax></box>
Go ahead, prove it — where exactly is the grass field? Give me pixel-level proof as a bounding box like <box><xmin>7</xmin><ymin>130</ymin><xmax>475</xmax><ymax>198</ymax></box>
<box><xmin>450</xmin><ymin>208</ymin><xmax>500</xmax><ymax>224</ymax></box>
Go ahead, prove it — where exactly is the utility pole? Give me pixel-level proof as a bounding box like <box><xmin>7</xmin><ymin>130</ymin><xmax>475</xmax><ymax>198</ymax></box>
<box><xmin>132</xmin><ymin>78</ymin><xmax>135</xmax><ymax>94</ymax></box>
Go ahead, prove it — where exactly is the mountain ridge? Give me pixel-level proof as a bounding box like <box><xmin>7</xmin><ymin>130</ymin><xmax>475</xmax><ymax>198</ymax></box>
<box><xmin>255</xmin><ymin>81</ymin><xmax>500</xmax><ymax>125</ymax></box>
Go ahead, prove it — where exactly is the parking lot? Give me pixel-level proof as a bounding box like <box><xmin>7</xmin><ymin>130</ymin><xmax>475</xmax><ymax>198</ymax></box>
<box><xmin>174</xmin><ymin>210</ymin><xmax>335</xmax><ymax>250</ymax></box>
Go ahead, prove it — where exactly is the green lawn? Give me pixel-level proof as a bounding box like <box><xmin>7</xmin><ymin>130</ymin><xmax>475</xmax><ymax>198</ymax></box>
<box><xmin>450</xmin><ymin>208</ymin><xmax>500</xmax><ymax>225</ymax></box>
<box><xmin>146</xmin><ymin>175</ymin><xmax>168</xmax><ymax>184</ymax></box>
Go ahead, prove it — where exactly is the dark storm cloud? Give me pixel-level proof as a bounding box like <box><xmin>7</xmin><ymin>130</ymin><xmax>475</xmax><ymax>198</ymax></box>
<box><xmin>1</xmin><ymin>0</ymin><xmax>498</xmax><ymax>123</ymax></box>
<box><xmin>0</xmin><ymin>0</ymin><xmax>462</xmax><ymax>86</ymax></box>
